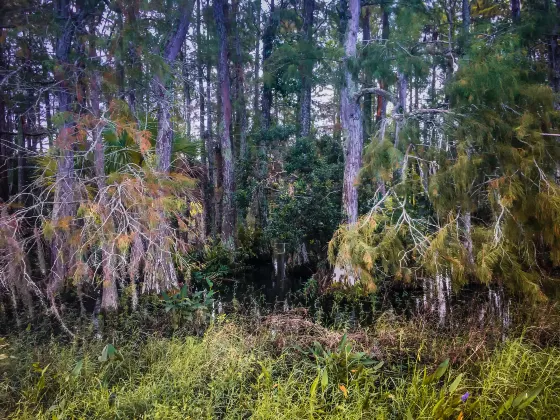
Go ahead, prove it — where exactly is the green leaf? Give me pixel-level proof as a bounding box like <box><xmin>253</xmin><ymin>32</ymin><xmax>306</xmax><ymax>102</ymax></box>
<box><xmin>321</xmin><ymin>369</ymin><xmax>329</xmax><ymax>391</ymax></box>
<box><xmin>98</xmin><ymin>344</ymin><xmax>123</xmax><ymax>363</ymax></box>
<box><xmin>513</xmin><ymin>385</ymin><xmax>544</xmax><ymax>410</ymax></box>
<box><xmin>433</xmin><ymin>358</ymin><xmax>450</xmax><ymax>381</ymax></box>
<box><xmin>310</xmin><ymin>374</ymin><xmax>320</xmax><ymax>398</ymax></box>
<box><xmin>423</xmin><ymin>358</ymin><xmax>450</xmax><ymax>385</ymax></box>
<box><xmin>71</xmin><ymin>360</ymin><xmax>83</xmax><ymax>378</ymax></box>
<box><xmin>497</xmin><ymin>395</ymin><xmax>514</xmax><ymax>416</ymax></box>
<box><xmin>448</xmin><ymin>373</ymin><xmax>463</xmax><ymax>394</ymax></box>
<box><xmin>337</xmin><ymin>334</ymin><xmax>347</xmax><ymax>352</ymax></box>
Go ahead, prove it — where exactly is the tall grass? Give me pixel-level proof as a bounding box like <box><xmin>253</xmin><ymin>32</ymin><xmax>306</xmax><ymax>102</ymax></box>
<box><xmin>1</xmin><ymin>318</ymin><xmax>559</xmax><ymax>419</ymax></box>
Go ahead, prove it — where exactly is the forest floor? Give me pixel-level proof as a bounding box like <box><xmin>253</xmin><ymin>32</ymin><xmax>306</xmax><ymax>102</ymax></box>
<box><xmin>1</xmin><ymin>308</ymin><xmax>560</xmax><ymax>419</ymax></box>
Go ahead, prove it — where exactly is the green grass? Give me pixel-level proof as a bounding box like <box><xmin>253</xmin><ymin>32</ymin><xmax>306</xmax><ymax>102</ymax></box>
<box><xmin>1</xmin><ymin>317</ymin><xmax>559</xmax><ymax>419</ymax></box>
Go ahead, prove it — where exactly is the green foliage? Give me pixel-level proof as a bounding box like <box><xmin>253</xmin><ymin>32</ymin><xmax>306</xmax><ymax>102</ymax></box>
<box><xmin>299</xmin><ymin>334</ymin><xmax>384</xmax><ymax>395</ymax></box>
<box><xmin>1</xmin><ymin>323</ymin><xmax>559</xmax><ymax>419</ymax></box>
<box><xmin>161</xmin><ymin>282</ymin><xmax>215</xmax><ymax>326</ymax></box>
<box><xmin>332</xmin><ymin>26</ymin><xmax>560</xmax><ymax>299</ymax></box>
<box><xmin>97</xmin><ymin>344</ymin><xmax>123</xmax><ymax>363</ymax></box>
<box><xmin>189</xmin><ymin>242</ymin><xmax>250</xmax><ymax>287</ymax></box>
<box><xmin>267</xmin><ymin>135</ymin><xmax>343</xmax><ymax>256</ymax></box>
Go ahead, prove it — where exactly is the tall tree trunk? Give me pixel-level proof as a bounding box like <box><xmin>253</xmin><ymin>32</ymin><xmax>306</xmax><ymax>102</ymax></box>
<box><xmin>550</xmin><ymin>0</ymin><xmax>560</xmax><ymax>110</ymax></box>
<box><xmin>116</xmin><ymin>8</ymin><xmax>125</xmax><ymax>98</ymax></box>
<box><xmin>205</xmin><ymin>3</ymin><xmax>218</xmax><ymax>237</ymax></box>
<box><xmin>154</xmin><ymin>0</ymin><xmax>195</xmax><ymax>173</ymax></box>
<box><xmin>89</xmin><ymin>22</ymin><xmax>118</xmax><ymax>313</ymax></box>
<box><xmin>511</xmin><ymin>0</ymin><xmax>520</xmax><ymax>21</ymax></box>
<box><xmin>341</xmin><ymin>0</ymin><xmax>362</xmax><ymax>224</ymax></box>
<box><xmin>361</xmin><ymin>7</ymin><xmax>372</xmax><ymax>142</ymax></box>
<box><xmin>232</xmin><ymin>0</ymin><xmax>249</xmax><ymax>223</ymax></box>
<box><xmin>146</xmin><ymin>0</ymin><xmax>195</xmax><ymax>294</ymax></box>
<box><xmin>17</xmin><ymin>115</ymin><xmax>24</xmax><ymax>201</ymax></box>
<box><xmin>394</xmin><ymin>70</ymin><xmax>407</xmax><ymax>147</ymax></box>
<box><xmin>124</xmin><ymin>1</ymin><xmax>140</xmax><ymax>116</ymax></box>
<box><xmin>430</xmin><ymin>31</ymin><xmax>438</xmax><ymax>106</ymax></box>
<box><xmin>298</xmin><ymin>0</ymin><xmax>314</xmax><ymax>138</ymax></box>
<box><xmin>376</xmin><ymin>9</ymin><xmax>389</xmax><ymax>125</ymax></box>
<box><xmin>44</xmin><ymin>89</ymin><xmax>53</xmax><ymax>146</ymax></box>
<box><xmin>255</xmin><ymin>0</ymin><xmax>276</xmax><ymax>231</ymax></box>
<box><xmin>89</xmin><ymin>43</ymin><xmax>118</xmax><ymax>312</ymax></box>
<box><xmin>0</xmin><ymin>54</ymin><xmax>7</xmax><ymax>202</ymax></box>
<box><xmin>253</xmin><ymin>0</ymin><xmax>262</xmax><ymax>127</ymax></box>
<box><xmin>214</xmin><ymin>0</ymin><xmax>236</xmax><ymax>248</ymax></box>
<box><xmin>50</xmin><ymin>0</ymin><xmax>77</xmax><ymax>299</ymax></box>
<box><xmin>197</xmin><ymin>0</ymin><xmax>213</xmax><ymax>237</ymax></box>
<box><xmin>261</xmin><ymin>1</ymin><xmax>275</xmax><ymax>131</ymax></box>
<box><xmin>232</xmin><ymin>0</ymin><xmax>248</xmax><ymax>161</ymax></box>
<box><xmin>462</xmin><ymin>0</ymin><xmax>470</xmax><ymax>30</ymax></box>
<box><xmin>182</xmin><ymin>49</ymin><xmax>192</xmax><ymax>139</ymax></box>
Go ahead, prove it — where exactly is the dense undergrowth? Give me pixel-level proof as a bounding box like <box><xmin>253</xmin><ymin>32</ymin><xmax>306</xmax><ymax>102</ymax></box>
<box><xmin>1</xmin><ymin>308</ymin><xmax>560</xmax><ymax>419</ymax></box>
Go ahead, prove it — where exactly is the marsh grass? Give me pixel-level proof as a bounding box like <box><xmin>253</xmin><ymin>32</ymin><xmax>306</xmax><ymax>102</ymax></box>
<box><xmin>1</xmin><ymin>313</ymin><xmax>560</xmax><ymax>419</ymax></box>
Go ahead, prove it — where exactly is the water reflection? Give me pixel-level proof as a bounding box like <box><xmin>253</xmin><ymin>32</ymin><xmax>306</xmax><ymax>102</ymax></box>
<box><xmin>214</xmin><ymin>265</ymin><xmax>512</xmax><ymax>337</ymax></box>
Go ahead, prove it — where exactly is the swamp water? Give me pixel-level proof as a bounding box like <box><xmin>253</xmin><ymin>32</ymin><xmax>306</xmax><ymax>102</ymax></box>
<box><xmin>211</xmin><ymin>247</ymin><xmax>512</xmax><ymax>336</ymax></box>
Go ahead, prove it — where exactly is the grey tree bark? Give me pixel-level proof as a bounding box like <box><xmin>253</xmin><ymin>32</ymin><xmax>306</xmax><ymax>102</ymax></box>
<box><xmin>50</xmin><ymin>0</ymin><xmax>77</xmax><ymax>298</ymax></box>
<box><xmin>89</xmin><ymin>24</ymin><xmax>118</xmax><ymax>313</ymax></box>
<box><xmin>550</xmin><ymin>0</ymin><xmax>560</xmax><ymax>109</ymax></box>
<box><xmin>233</xmin><ymin>0</ymin><xmax>248</xmax><ymax>161</ymax></box>
<box><xmin>182</xmin><ymin>49</ymin><xmax>192</xmax><ymax>139</ymax></box>
<box><xmin>341</xmin><ymin>0</ymin><xmax>362</xmax><ymax>224</ymax></box>
<box><xmin>197</xmin><ymin>0</ymin><xmax>214</xmax><ymax>237</ymax></box>
<box><xmin>298</xmin><ymin>0</ymin><xmax>314</xmax><ymax>138</ymax></box>
<box><xmin>205</xmin><ymin>0</ymin><xmax>218</xmax><ymax>237</ymax></box>
<box><xmin>214</xmin><ymin>0</ymin><xmax>236</xmax><ymax>248</ymax></box>
<box><xmin>154</xmin><ymin>0</ymin><xmax>195</xmax><ymax>173</ymax></box>
<box><xmin>394</xmin><ymin>71</ymin><xmax>407</xmax><ymax>147</ymax></box>
<box><xmin>253</xmin><ymin>0</ymin><xmax>262</xmax><ymax>127</ymax></box>
<box><xmin>376</xmin><ymin>9</ymin><xmax>389</xmax><ymax>125</ymax></box>
<box><xmin>462</xmin><ymin>0</ymin><xmax>470</xmax><ymax>30</ymax></box>
<box><xmin>361</xmin><ymin>7</ymin><xmax>373</xmax><ymax>142</ymax></box>
<box><xmin>255</xmin><ymin>0</ymin><xmax>277</xmax><ymax>230</ymax></box>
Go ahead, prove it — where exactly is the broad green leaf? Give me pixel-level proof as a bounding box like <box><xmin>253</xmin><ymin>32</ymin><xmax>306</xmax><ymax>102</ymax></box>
<box><xmin>514</xmin><ymin>385</ymin><xmax>544</xmax><ymax>410</ymax></box>
<box><xmin>310</xmin><ymin>374</ymin><xmax>320</xmax><ymax>398</ymax></box>
<box><xmin>98</xmin><ymin>344</ymin><xmax>123</xmax><ymax>363</ymax></box>
<box><xmin>337</xmin><ymin>334</ymin><xmax>347</xmax><ymax>352</ymax></box>
<box><xmin>423</xmin><ymin>358</ymin><xmax>449</xmax><ymax>385</ymax></box>
<box><xmin>71</xmin><ymin>360</ymin><xmax>83</xmax><ymax>378</ymax></box>
<box><xmin>448</xmin><ymin>373</ymin><xmax>463</xmax><ymax>394</ymax></box>
<box><xmin>496</xmin><ymin>395</ymin><xmax>514</xmax><ymax>416</ymax></box>
<box><xmin>321</xmin><ymin>369</ymin><xmax>329</xmax><ymax>391</ymax></box>
<box><xmin>433</xmin><ymin>358</ymin><xmax>450</xmax><ymax>381</ymax></box>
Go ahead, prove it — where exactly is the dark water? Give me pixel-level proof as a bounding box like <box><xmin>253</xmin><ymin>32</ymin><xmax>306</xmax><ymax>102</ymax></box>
<box><xmin>212</xmin><ymin>260</ymin><xmax>512</xmax><ymax>336</ymax></box>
